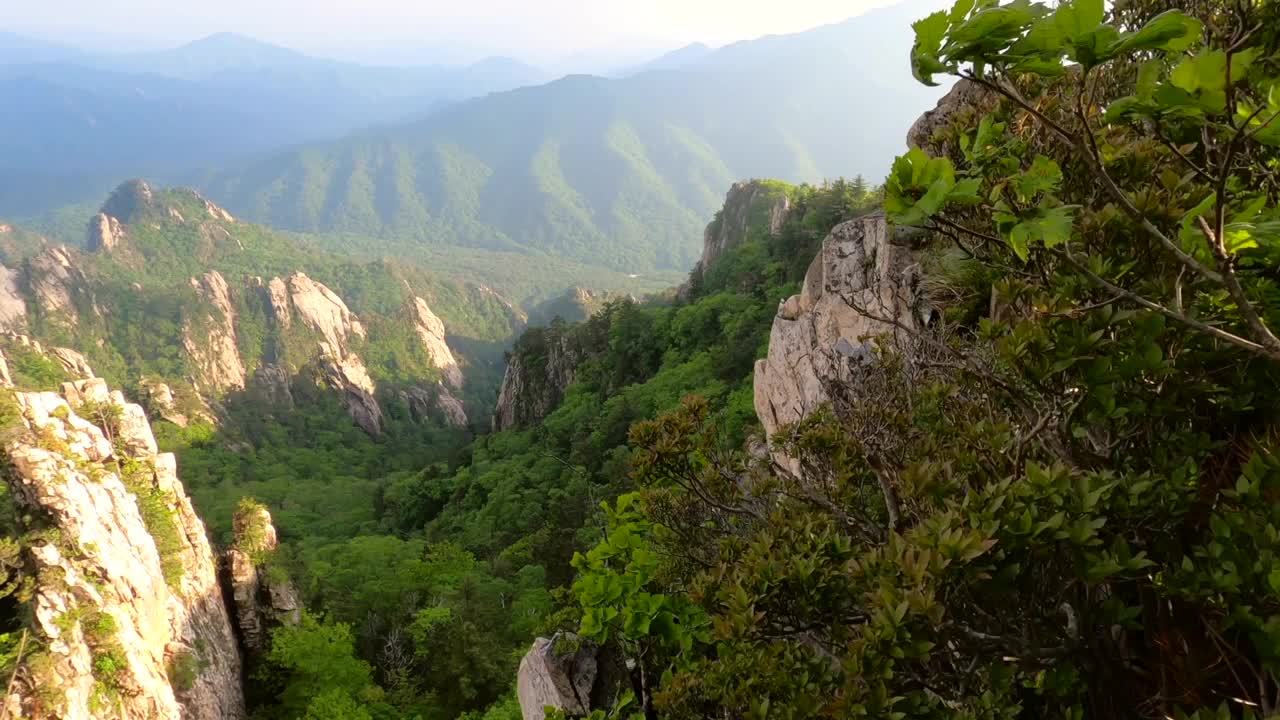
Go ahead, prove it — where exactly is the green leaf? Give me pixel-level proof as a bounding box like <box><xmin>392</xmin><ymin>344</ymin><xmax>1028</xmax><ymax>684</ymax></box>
<box><xmin>1013</xmin><ymin>155</ymin><xmax>1063</xmax><ymax>200</ymax></box>
<box><xmin>947</xmin><ymin>4</ymin><xmax>1037</xmax><ymax>57</ymax></box>
<box><xmin>1136</xmin><ymin>59</ymin><xmax>1161</xmax><ymax>100</ymax></box>
<box><xmin>1107</xmin><ymin>10</ymin><xmax>1202</xmax><ymax>55</ymax></box>
<box><xmin>1054</xmin><ymin>0</ymin><xmax>1103</xmax><ymax>39</ymax></box>
<box><xmin>947</xmin><ymin>178</ymin><xmax>984</xmax><ymax>204</ymax></box>
<box><xmin>911</xmin><ymin>11</ymin><xmax>951</xmax><ymax>86</ymax></box>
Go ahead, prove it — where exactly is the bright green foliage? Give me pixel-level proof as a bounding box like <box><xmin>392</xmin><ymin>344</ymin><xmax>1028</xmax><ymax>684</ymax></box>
<box><xmin>258</xmin><ymin>614</ymin><xmax>391</xmax><ymax>719</ymax></box>
<box><xmin>546</xmin><ymin>1</ymin><xmax>1280</xmax><ymax>718</ymax></box>
<box><xmin>572</xmin><ymin>493</ymin><xmax>709</xmax><ymax>651</ymax></box>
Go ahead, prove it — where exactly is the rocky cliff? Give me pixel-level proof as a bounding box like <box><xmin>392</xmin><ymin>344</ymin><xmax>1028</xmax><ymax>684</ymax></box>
<box><xmin>492</xmin><ymin>327</ymin><xmax>588</xmax><ymax>432</ymax></box>
<box><xmin>752</xmin><ymin>213</ymin><xmax>925</xmax><ymax>469</ymax></box>
<box><xmin>0</xmin><ymin>347</ymin><xmax>245</xmax><ymax>719</ymax></box>
<box><xmin>0</xmin><ymin>180</ymin><xmax>520</xmax><ymax>438</ymax></box>
<box><xmin>678</xmin><ymin>180</ymin><xmax>793</xmax><ymax>297</ymax></box>
<box><xmin>184</xmin><ymin>271</ymin><xmax>248</xmax><ymax>393</ymax></box>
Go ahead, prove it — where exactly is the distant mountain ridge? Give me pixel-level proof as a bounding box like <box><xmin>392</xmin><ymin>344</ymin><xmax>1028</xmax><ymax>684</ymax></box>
<box><xmin>198</xmin><ymin>0</ymin><xmax>949</xmax><ymax>273</ymax></box>
<box><xmin>0</xmin><ymin>33</ymin><xmax>549</xmax><ymax>216</ymax></box>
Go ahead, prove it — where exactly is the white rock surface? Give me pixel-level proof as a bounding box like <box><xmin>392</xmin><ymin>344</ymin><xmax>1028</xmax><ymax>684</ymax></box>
<box><xmin>517</xmin><ymin>635</ymin><xmax>597</xmax><ymax>720</ymax></box>
<box><xmin>412</xmin><ymin>297</ymin><xmax>464</xmax><ymax>389</ymax></box>
<box><xmin>3</xmin><ymin>377</ymin><xmax>245</xmax><ymax>719</ymax></box>
<box><xmin>26</xmin><ymin>246</ymin><xmax>85</xmax><ymax>323</ymax></box>
<box><xmin>287</xmin><ymin>272</ymin><xmax>365</xmax><ymax>353</ymax></box>
<box><xmin>184</xmin><ymin>270</ymin><xmax>247</xmax><ymax>391</ymax></box>
<box><xmin>753</xmin><ymin>213</ymin><xmax>921</xmax><ymax>469</ymax></box>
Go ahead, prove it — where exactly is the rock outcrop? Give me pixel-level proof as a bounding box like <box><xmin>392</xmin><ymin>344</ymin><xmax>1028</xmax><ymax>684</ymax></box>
<box><xmin>317</xmin><ymin>342</ymin><xmax>384</xmax><ymax>436</ymax></box>
<box><xmin>51</xmin><ymin>346</ymin><xmax>97</xmax><ymax>379</ymax></box>
<box><xmin>0</xmin><ymin>261</ymin><xmax>27</xmax><ymax>331</ymax></box>
<box><xmin>87</xmin><ymin>212</ymin><xmax>126</xmax><ymax>253</ymax></box>
<box><xmin>184</xmin><ymin>270</ymin><xmax>247</xmax><ymax>392</ymax></box>
<box><xmin>411</xmin><ymin>297</ymin><xmax>464</xmax><ymax>390</ymax></box>
<box><xmin>516</xmin><ymin>634</ymin><xmax>624</xmax><ymax>720</ymax></box>
<box><xmin>400</xmin><ymin>385</ymin><xmax>468</xmax><ymax>428</ymax></box>
<box><xmin>753</xmin><ymin>213</ymin><xmax>924</xmax><ymax>469</ymax></box>
<box><xmin>26</xmin><ymin>245</ymin><xmax>90</xmax><ymax>323</ymax></box>
<box><xmin>286</xmin><ymin>272</ymin><xmax>365</xmax><ymax>353</ymax></box>
<box><xmin>265</xmin><ymin>276</ymin><xmax>291</xmax><ymax>329</ymax></box>
<box><xmin>251</xmin><ymin>363</ymin><xmax>295</xmax><ymax>410</ymax></box>
<box><xmin>700</xmin><ymin>180</ymin><xmax>792</xmax><ymax>272</ymax></box>
<box><xmin>225</xmin><ymin>502</ymin><xmax>301</xmax><ymax>659</ymax></box>
<box><xmin>2</xmin><ymin>374</ymin><xmax>245</xmax><ymax>719</ymax></box>
<box><xmin>906</xmin><ymin>79</ymin><xmax>992</xmax><ymax>151</ymax></box>
<box><xmin>492</xmin><ymin>331</ymin><xmax>585</xmax><ymax>432</ymax></box>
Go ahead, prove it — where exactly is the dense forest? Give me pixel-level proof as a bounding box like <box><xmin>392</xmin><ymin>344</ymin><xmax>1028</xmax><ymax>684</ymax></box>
<box><xmin>151</xmin><ymin>177</ymin><xmax>880</xmax><ymax>719</ymax></box>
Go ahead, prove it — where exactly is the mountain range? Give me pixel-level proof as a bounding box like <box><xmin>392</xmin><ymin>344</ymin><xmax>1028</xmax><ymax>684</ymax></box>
<box><xmin>196</xmin><ymin>0</ymin><xmax>949</xmax><ymax>273</ymax></box>
<box><xmin>2</xmin><ymin>0</ymin><xmax>948</xmax><ymax>280</ymax></box>
<box><xmin>0</xmin><ymin>32</ymin><xmax>547</xmax><ymax>216</ymax></box>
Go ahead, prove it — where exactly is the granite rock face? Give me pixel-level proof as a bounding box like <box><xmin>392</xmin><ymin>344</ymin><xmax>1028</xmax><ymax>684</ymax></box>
<box><xmin>753</xmin><ymin>213</ymin><xmax>923</xmax><ymax>469</ymax></box>
<box><xmin>1</xmin><ymin>374</ymin><xmax>245</xmax><ymax>720</ymax></box>
<box><xmin>411</xmin><ymin>297</ymin><xmax>464</xmax><ymax>390</ymax></box>
<box><xmin>26</xmin><ymin>246</ymin><xmax>90</xmax><ymax>324</ymax></box>
<box><xmin>286</xmin><ymin>272</ymin><xmax>366</xmax><ymax>354</ymax></box>
<box><xmin>184</xmin><ymin>270</ymin><xmax>247</xmax><ymax>392</ymax></box>
<box><xmin>0</xmin><ymin>262</ymin><xmax>28</xmax><ymax>331</ymax></box>
<box><xmin>492</xmin><ymin>331</ymin><xmax>585</xmax><ymax>432</ymax></box>
<box><xmin>700</xmin><ymin>180</ymin><xmax>792</xmax><ymax>272</ymax></box>
<box><xmin>87</xmin><ymin>212</ymin><xmax>126</xmax><ymax>252</ymax></box>
<box><xmin>317</xmin><ymin>341</ymin><xmax>385</xmax><ymax>436</ymax></box>
<box><xmin>516</xmin><ymin>634</ymin><xmax>604</xmax><ymax>720</ymax></box>
<box><xmin>906</xmin><ymin>79</ymin><xmax>991</xmax><ymax>151</ymax></box>
<box><xmin>677</xmin><ymin>180</ymin><xmax>793</xmax><ymax>299</ymax></box>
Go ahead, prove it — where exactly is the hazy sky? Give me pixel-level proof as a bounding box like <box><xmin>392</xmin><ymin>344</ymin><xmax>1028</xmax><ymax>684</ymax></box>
<box><xmin>1</xmin><ymin>0</ymin><xmax>902</xmax><ymax>66</ymax></box>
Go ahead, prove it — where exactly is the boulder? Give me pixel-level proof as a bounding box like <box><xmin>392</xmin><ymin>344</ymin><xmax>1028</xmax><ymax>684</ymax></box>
<box><xmin>517</xmin><ymin>634</ymin><xmax>598</xmax><ymax>720</ymax></box>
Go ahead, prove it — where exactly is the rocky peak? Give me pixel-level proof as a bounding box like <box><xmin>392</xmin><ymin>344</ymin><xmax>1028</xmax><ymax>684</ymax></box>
<box><xmin>87</xmin><ymin>212</ymin><xmax>126</xmax><ymax>252</ymax></box>
<box><xmin>411</xmin><ymin>297</ymin><xmax>464</xmax><ymax>390</ymax></box>
<box><xmin>701</xmin><ymin>180</ymin><xmax>792</xmax><ymax>273</ymax></box>
<box><xmin>492</xmin><ymin>328</ymin><xmax>586</xmax><ymax>432</ymax></box>
<box><xmin>753</xmin><ymin>213</ymin><xmax>924</xmax><ymax>471</ymax></box>
<box><xmin>225</xmin><ymin>501</ymin><xmax>301</xmax><ymax>660</ymax></box>
<box><xmin>183</xmin><ymin>270</ymin><xmax>247</xmax><ymax>392</ymax></box>
<box><xmin>100</xmin><ymin>179</ymin><xmax>156</xmax><ymax>224</ymax></box>
<box><xmin>285</xmin><ymin>272</ymin><xmax>365</xmax><ymax>353</ymax></box>
<box><xmin>1</xmin><ymin>373</ymin><xmax>245</xmax><ymax>719</ymax></box>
